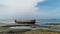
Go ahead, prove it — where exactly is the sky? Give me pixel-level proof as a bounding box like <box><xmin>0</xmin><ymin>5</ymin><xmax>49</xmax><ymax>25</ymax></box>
<box><xmin>36</xmin><ymin>0</ymin><xmax>60</xmax><ymax>19</ymax></box>
<box><xmin>0</xmin><ymin>0</ymin><xmax>60</xmax><ymax>19</ymax></box>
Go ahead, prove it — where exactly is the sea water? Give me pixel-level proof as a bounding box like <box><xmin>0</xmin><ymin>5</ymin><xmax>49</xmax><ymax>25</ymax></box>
<box><xmin>36</xmin><ymin>19</ymin><xmax>60</xmax><ymax>25</ymax></box>
<box><xmin>0</xmin><ymin>19</ymin><xmax>60</xmax><ymax>32</ymax></box>
<box><xmin>0</xmin><ymin>19</ymin><xmax>60</xmax><ymax>24</ymax></box>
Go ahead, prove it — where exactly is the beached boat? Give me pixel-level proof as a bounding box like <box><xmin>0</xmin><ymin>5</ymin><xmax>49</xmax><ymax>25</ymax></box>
<box><xmin>15</xmin><ymin>20</ymin><xmax>36</xmax><ymax>24</ymax></box>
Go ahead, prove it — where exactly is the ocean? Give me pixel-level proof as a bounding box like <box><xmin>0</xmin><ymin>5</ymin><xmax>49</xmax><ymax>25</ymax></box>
<box><xmin>0</xmin><ymin>19</ymin><xmax>60</xmax><ymax>32</ymax></box>
<box><xmin>0</xmin><ymin>19</ymin><xmax>60</xmax><ymax>24</ymax></box>
<box><xmin>36</xmin><ymin>19</ymin><xmax>60</xmax><ymax>25</ymax></box>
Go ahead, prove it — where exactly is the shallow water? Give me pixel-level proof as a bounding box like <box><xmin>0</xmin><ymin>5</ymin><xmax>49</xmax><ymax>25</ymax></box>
<box><xmin>0</xmin><ymin>19</ymin><xmax>60</xmax><ymax>32</ymax></box>
<box><xmin>0</xmin><ymin>19</ymin><xmax>60</xmax><ymax>24</ymax></box>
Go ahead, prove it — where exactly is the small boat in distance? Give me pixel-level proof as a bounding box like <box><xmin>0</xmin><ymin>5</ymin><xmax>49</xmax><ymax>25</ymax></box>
<box><xmin>15</xmin><ymin>20</ymin><xmax>36</xmax><ymax>24</ymax></box>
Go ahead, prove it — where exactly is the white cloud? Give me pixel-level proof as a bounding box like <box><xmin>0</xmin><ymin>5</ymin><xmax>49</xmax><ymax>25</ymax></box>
<box><xmin>0</xmin><ymin>0</ymin><xmax>45</xmax><ymax>19</ymax></box>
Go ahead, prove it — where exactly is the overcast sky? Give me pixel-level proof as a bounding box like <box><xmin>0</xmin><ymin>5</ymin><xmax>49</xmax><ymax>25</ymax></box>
<box><xmin>0</xmin><ymin>0</ymin><xmax>59</xmax><ymax>19</ymax></box>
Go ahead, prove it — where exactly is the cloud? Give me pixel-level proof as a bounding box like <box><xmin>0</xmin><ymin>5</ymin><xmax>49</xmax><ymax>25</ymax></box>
<box><xmin>0</xmin><ymin>0</ymin><xmax>45</xmax><ymax>19</ymax></box>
